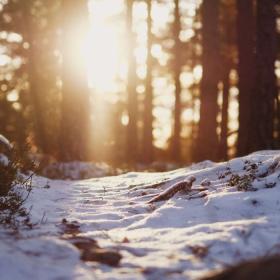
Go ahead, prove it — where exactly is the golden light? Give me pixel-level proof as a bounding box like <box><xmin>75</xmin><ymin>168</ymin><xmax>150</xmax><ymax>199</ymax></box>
<box><xmin>0</xmin><ymin>54</ymin><xmax>10</xmax><ymax>66</ymax></box>
<box><xmin>276</xmin><ymin>60</ymin><xmax>280</xmax><ymax>78</ymax></box>
<box><xmin>182</xmin><ymin>108</ymin><xmax>194</xmax><ymax>122</ymax></box>
<box><xmin>193</xmin><ymin>64</ymin><xmax>202</xmax><ymax>82</ymax></box>
<box><xmin>1</xmin><ymin>0</ymin><xmax>246</xmax><ymax>159</ymax></box>
<box><xmin>180</xmin><ymin>71</ymin><xmax>194</xmax><ymax>88</ymax></box>
<box><xmin>66</xmin><ymin>0</ymin><xmax>124</xmax><ymax>95</ymax></box>
<box><xmin>66</xmin><ymin>0</ymin><xmax>204</xmax><ymax>150</ymax></box>
<box><xmin>87</xmin><ymin>26</ymin><xmax>121</xmax><ymax>92</ymax></box>
<box><xmin>151</xmin><ymin>44</ymin><xmax>162</xmax><ymax>59</ymax></box>
<box><xmin>7</xmin><ymin>90</ymin><xmax>19</xmax><ymax>102</ymax></box>
<box><xmin>121</xmin><ymin>112</ymin><xmax>129</xmax><ymax>126</ymax></box>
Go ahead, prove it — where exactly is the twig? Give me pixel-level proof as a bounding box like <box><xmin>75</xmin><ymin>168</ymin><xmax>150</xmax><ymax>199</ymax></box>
<box><xmin>40</xmin><ymin>211</ymin><xmax>47</xmax><ymax>224</ymax></box>
<box><xmin>148</xmin><ymin>176</ymin><xmax>196</xmax><ymax>203</ymax></box>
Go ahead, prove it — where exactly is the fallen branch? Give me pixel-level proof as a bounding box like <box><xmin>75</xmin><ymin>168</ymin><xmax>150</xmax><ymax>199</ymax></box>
<box><xmin>148</xmin><ymin>176</ymin><xmax>196</xmax><ymax>203</ymax></box>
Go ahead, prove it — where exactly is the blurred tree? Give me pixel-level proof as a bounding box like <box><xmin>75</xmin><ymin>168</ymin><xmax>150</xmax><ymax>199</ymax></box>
<box><xmin>1</xmin><ymin>0</ymin><xmax>279</xmax><ymax>165</ymax></box>
<box><xmin>0</xmin><ymin>0</ymin><xmax>61</xmax><ymax>155</ymax></box>
<box><xmin>126</xmin><ymin>0</ymin><xmax>139</xmax><ymax>162</ymax></box>
<box><xmin>248</xmin><ymin>0</ymin><xmax>277</xmax><ymax>151</ymax></box>
<box><xmin>236</xmin><ymin>0</ymin><xmax>255</xmax><ymax>156</ymax></box>
<box><xmin>23</xmin><ymin>1</ymin><xmax>49</xmax><ymax>153</ymax></box>
<box><xmin>0</xmin><ymin>0</ymin><xmax>28</xmax><ymax>149</ymax></box>
<box><xmin>59</xmin><ymin>0</ymin><xmax>91</xmax><ymax>161</ymax></box>
<box><xmin>171</xmin><ymin>0</ymin><xmax>182</xmax><ymax>162</ymax></box>
<box><xmin>188</xmin><ymin>7</ymin><xmax>202</xmax><ymax>162</ymax></box>
<box><xmin>195</xmin><ymin>0</ymin><xmax>220</xmax><ymax>161</ymax></box>
<box><xmin>142</xmin><ymin>0</ymin><xmax>154</xmax><ymax>163</ymax></box>
<box><xmin>219</xmin><ymin>0</ymin><xmax>237</xmax><ymax>161</ymax></box>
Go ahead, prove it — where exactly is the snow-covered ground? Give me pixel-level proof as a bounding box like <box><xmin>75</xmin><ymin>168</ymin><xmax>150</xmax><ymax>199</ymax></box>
<box><xmin>1</xmin><ymin>151</ymin><xmax>280</xmax><ymax>280</ymax></box>
<box><xmin>41</xmin><ymin>161</ymin><xmax>118</xmax><ymax>180</ymax></box>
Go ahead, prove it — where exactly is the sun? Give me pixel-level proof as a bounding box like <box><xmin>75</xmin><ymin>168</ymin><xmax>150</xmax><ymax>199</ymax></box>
<box><xmin>86</xmin><ymin>0</ymin><xmax>126</xmax><ymax>95</ymax></box>
<box><xmin>86</xmin><ymin>25</ymin><xmax>122</xmax><ymax>93</ymax></box>
<box><xmin>66</xmin><ymin>0</ymin><xmax>126</xmax><ymax>96</ymax></box>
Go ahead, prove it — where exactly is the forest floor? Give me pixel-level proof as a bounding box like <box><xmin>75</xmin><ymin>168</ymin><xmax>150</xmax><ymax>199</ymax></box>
<box><xmin>1</xmin><ymin>151</ymin><xmax>280</xmax><ymax>279</ymax></box>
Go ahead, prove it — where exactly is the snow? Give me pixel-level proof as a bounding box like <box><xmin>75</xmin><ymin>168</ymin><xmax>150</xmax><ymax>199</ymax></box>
<box><xmin>1</xmin><ymin>151</ymin><xmax>280</xmax><ymax>279</ymax></box>
<box><xmin>41</xmin><ymin>161</ymin><xmax>117</xmax><ymax>180</ymax></box>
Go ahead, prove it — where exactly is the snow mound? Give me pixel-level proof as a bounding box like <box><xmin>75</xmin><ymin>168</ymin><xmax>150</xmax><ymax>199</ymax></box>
<box><xmin>1</xmin><ymin>151</ymin><xmax>280</xmax><ymax>279</ymax></box>
<box><xmin>41</xmin><ymin>161</ymin><xmax>119</xmax><ymax>180</ymax></box>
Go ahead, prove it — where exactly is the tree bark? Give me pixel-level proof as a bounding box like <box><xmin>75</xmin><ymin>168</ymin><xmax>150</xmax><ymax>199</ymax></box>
<box><xmin>172</xmin><ymin>0</ymin><xmax>182</xmax><ymax>162</ymax></box>
<box><xmin>248</xmin><ymin>0</ymin><xmax>277</xmax><ymax>152</ymax></box>
<box><xmin>195</xmin><ymin>0</ymin><xmax>220</xmax><ymax>161</ymax></box>
<box><xmin>219</xmin><ymin>67</ymin><xmax>230</xmax><ymax>161</ymax></box>
<box><xmin>218</xmin><ymin>0</ymin><xmax>235</xmax><ymax>161</ymax></box>
<box><xmin>126</xmin><ymin>0</ymin><xmax>138</xmax><ymax>162</ymax></box>
<box><xmin>142</xmin><ymin>0</ymin><xmax>154</xmax><ymax>163</ymax></box>
<box><xmin>236</xmin><ymin>0</ymin><xmax>255</xmax><ymax>156</ymax></box>
<box><xmin>23</xmin><ymin>1</ymin><xmax>49</xmax><ymax>154</ymax></box>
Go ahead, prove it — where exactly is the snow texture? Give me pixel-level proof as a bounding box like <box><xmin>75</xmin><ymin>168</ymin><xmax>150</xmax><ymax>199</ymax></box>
<box><xmin>1</xmin><ymin>151</ymin><xmax>280</xmax><ymax>279</ymax></box>
<box><xmin>41</xmin><ymin>161</ymin><xmax>115</xmax><ymax>180</ymax></box>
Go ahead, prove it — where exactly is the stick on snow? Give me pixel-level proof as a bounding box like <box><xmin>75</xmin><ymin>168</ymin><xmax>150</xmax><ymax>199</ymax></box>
<box><xmin>148</xmin><ymin>176</ymin><xmax>196</xmax><ymax>203</ymax></box>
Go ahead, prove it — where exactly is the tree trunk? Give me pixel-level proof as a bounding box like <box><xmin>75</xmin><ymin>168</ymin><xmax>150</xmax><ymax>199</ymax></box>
<box><xmin>236</xmin><ymin>0</ymin><xmax>255</xmax><ymax>156</ymax></box>
<box><xmin>195</xmin><ymin>0</ymin><xmax>220</xmax><ymax>161</ymax></box>
<box><xmin>23</xmin><ymin>1</ymin><xmax>49</xmax><ymax>154</ymax></box>
<box><xmin>218</xmin><ymin>0</ymin><xmax>235</xmax><ymax>161</ymax></box>
<box><xmin>126</xmin><ymin>0</ymin><xmax>138</xmax><ymax>162</ymax></box>
<box><xmin>219</xmin><ymin>67</ymin><xmax>230</xmax><ymax>161</ymax></box>
<box><xmin>59</xmin><ymin>0</ymin><xmax>91</xmax><ymax>161</ymax></box>
<box><xmin>248</xmin><ymin>0</ymin><xmax>277</xmax><ymax>152</ymax></box>
<box><xmin>172</xmin><ymin>0</ymin><xmax>182</xmax><ymax>162</ymax></box>
<box><xmin>142</xmin><ymin>0</ymin><xmax>153</xmax><ymax>163</ymax></box>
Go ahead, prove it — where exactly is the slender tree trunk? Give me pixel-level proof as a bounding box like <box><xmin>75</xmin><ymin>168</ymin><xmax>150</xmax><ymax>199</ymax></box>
<box><xmin>59</xmin><ymin>0</ymin><xmax>91</xmax><ymax>161</ymax></box>
<box><xmin>28</xmin><ymin>43</ymin><xmax>49</xmax><ymax>153</ymax></box>
<box><xmin>142</xmin><ymin>0</ymin><xmax>153</xmax><ymax>163</ymax></box>
<box><xmin>218</xmin><ymin>0</ymin><xmax>235</xmax><ymax>161</ymax></box>
<box><xmin>172</xmin><ymin>0</ymin><xmax>182</xmax><ymax>162</ymax></box>
<box><xmin>236</xmin><ymin>0</ymin><xmax>255</xmax><ymax>156</ymax></box>
<box><xmin>126</xmin><ymin>0</ymin><xmax>138</xmax><ymax>162</ymax></box>
<box><xmin>23</xmin><ymin>1</ymin><xmax>49</xmax><ymax>154</ymax></box>
<box><xmin>189</xmin><ymin>8</ymin><xmax>201</xmax><ymax>162</ymax></box>
<box><xmin>248</xmin><ymin>0</ymin><xmax>277</xmax><ymax>152</ymax></box>
<box><xmin>219</xmin><ymin>67</ymin><xmax>230</xmax><ymax>161</ymax></box>
<box><xmin>195</xmin><ymin>0</ymin><xmax>220</xmax><ymax>161</ymax></box>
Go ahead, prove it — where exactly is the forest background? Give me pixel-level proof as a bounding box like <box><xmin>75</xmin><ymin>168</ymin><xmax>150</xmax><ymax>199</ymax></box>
<box><xmin>0</xmin><ymin>0</ymin><xmax>279</xmax><ymax>168</ymax></box>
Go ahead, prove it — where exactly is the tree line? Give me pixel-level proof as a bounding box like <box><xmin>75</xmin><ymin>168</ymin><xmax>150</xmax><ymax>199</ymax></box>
<box><xmin>0</xmin><ymin>0</ymin><xmax>279</xmax><ymax>165</ymax></box>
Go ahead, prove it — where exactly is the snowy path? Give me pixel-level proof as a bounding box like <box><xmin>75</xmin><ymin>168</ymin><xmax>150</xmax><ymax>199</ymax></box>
<box><xmin>1</xmin><ymin>151</ymin><xmax>280</xmax><ymax>279</ymax></box>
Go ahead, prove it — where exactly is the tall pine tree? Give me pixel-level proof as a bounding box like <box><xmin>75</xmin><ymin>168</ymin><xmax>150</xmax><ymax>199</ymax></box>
<box><xmin>126</xmin><ymin>0</ymin><xmax>139</xmax><ymax>162</ymax></box>
<box><xmin>142</xmin><ymin>0</ymin><xmax>154</xmax><ymax>163</ymax></box>
<box><xmin>195</xmin><ymin>0</ymin><xmax>220</xmax><ymax>161</ymax></box>
<box><xmin>248</xmin><ymin>0</ymin><xmax>277</xmax><ymax>151</ymax></box>
<box><xmin>236</xmin><ymin>0</ymin><xmax>255</xmax><ymax>156</ymax></box>
<box><xmin>172</xmin><ymin>0</ymin><xmax>182</xmax><ymax>162</ymax></box>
